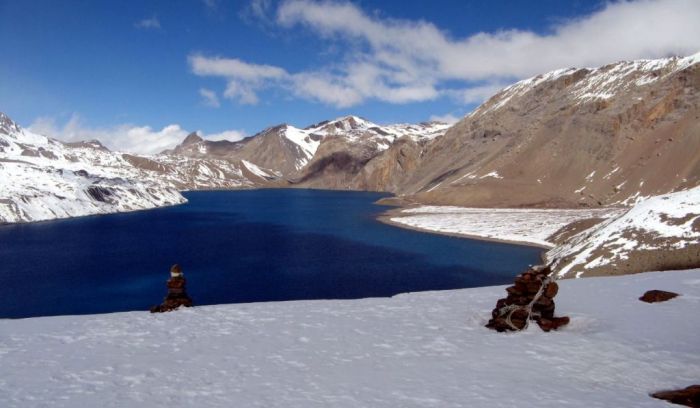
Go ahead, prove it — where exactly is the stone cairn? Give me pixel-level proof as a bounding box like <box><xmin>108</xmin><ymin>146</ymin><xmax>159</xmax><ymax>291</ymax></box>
<box><xmin>486</xmin><ymin>265</ymin><xmax>570</xmax><ymax>332</ymax></box>
<box><xmin>150</xmin><ymin>264</ymin><xmax>193</xmax><ymax>313</ymax></box>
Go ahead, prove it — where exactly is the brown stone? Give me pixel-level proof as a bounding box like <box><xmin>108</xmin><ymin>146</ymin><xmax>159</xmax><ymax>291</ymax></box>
<box><xmin>544</xmin><ymin>281</ymin><xmax>559</xmax><ymax>298</ymax></box>
<box><xmin>651</xmin><ymin>384</ymin><xmax>700</xmax><ymax>407</ymax></box>
<box><xmin>506</xmin><ymin>286</ymin><xmax>524</xmax><ymax>296</ymax></box>
<box><xmin>639</xmin><ymin>290</ymin><xmax>679</xmax><ymax>303</ymax></box>
<box><xmin>525</xmin><ymin>281</ymin><xmax>542</xmax><ymax>294</ymax></box>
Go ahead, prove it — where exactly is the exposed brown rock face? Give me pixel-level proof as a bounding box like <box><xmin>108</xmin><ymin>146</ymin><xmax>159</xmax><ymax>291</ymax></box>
<box><xmin>395</xmin><ymin>55</ymin><xmax>700</xmax><ymax>208</ymax></box>
<box><xmin>486</xmin><ymin>266</ymin><xmax>570</xmax><ymax>332</ymax></box>
<box><xmin>651</xmin><ymin>385</ymin><xmax>700</xmax><ymax>407</ymax></box>
<box><xmin>150</xmin><ymin>264</ymin><xmax>193</xmax><ymax>313</ymax></box>
<box><xmin>639</xmin><ymin>289</ymin><xmax>679</xmax><ymax>303</ymax></box>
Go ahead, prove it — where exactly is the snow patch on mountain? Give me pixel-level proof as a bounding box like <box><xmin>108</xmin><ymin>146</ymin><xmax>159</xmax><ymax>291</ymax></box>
<box><xmin>241</xmin><ymin>159</ymin><xmax>279</xmax><ymax>179</ymax></box>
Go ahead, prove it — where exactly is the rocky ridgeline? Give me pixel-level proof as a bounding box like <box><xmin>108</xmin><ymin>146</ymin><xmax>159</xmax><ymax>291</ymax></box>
<box><xmin>150</xmin><ymin>264</ymin><xmax>193</xmax><ymax>313</ymax></box>
<box><xmin>486</xmin><ymin>266</ymin><xmax>570</xmax><ymax>332</ymax></box>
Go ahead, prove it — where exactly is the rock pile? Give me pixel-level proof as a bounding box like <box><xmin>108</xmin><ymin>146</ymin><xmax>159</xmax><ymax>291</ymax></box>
<box><xmin>150</xmin><ymin>264</ymin><xmax>193</xmax><ymax>313</ymax></box>
<box><xmin>486</xmin><ymin>265</ymin><xmax>569</xmax><ymax>332</ymax></box>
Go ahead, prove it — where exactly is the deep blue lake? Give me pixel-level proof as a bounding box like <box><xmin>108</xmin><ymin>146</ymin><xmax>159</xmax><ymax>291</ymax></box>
<box><xmin>0</xmin><ymin>190</ymin><xmax>542</xmax><ymax>319</ymax></box>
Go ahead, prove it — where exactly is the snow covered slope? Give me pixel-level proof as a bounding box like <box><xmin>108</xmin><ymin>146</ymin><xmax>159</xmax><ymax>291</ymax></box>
<box><xmin>546</xmin><ymin>186</ymin><xmax>700</xmax><ymax>278</ymax></box>
<box><xmin>388</xmin><ymin>206</ymin><xmax>622</xmax><ymax>248</ymax></box>
<box><xmin>0</xmin><ymin>113</ymin><xmax>186</xmax><ymax>223</ymax></box>
<box><xmin>0</xmin><ymin>269</ymin><xmax>698</xmax><ymax>407</ymax></box>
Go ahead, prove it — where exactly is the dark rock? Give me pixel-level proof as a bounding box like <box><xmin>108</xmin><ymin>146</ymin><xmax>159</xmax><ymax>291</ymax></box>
<box><xmin>639</xmin><ymin>290</ymin><xmax>679</xmax><ymax>303</ymax></box>
<box><xmin>651</xmin><ymin>384</ymin><xmax>700</xmax><ymax>407</ymax></box>
<box><xmin>544</xmin><ymin>281</ymin><xmax>559</xmax><ymax>298</ymax></box>
<box><xmin>86</xmin><ymin>186</ymin><xmax>113</xmax><ymax>202</ymax></box>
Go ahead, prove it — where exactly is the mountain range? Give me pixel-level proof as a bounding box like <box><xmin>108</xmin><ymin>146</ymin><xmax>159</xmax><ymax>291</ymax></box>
<box><xmin>1</xmin><ymin>52</ymin><xmax>699</xmax><ymax>278</ymax></box>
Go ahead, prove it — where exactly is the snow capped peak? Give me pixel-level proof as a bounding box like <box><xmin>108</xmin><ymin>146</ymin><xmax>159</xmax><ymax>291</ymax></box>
<box><xmin>306</xmin><ymin>115</ymin><xmax>377</xmax><ymax>136</ymax></box>
<box><xmin>0</xmin><ymin>112</ymin><xmax>21</xmax><ymax>135</ymax></box>
<box><xmin>330</xmin><ymin>115</ymin><xmax>376</xmax><ymax>130</ymax></box>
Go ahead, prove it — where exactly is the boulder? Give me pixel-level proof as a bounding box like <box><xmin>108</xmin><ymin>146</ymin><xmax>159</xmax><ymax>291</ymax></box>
<box><xmin>639</xmin><ymin>289</ymin><xmax>679</xmax><ymax>303</ymax></box>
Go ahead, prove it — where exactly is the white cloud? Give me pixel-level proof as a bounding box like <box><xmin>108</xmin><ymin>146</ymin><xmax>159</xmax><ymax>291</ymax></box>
<box><xmin>189</xmin><ymin>54</ymin><xmax>288</xmax><ymax>104</ymax></box>
<box><xmin>429</xmin><ymin>113</ymin><xmax>460</xmax><ymax>125</ymax></box>
<box><xmin>193</xmin><ymin>0</ymin><xmax>700</xmax><ymax>108</ymax></box>
<box><xmin>277</xmin><ymin>0</ymin><xmax>700</xmax><ymax>80</ymax></box>
<box><xmin>28</xmin><ymin>114</ymin><xmax>246</xmax><ymax>155</ymax></box>
<box><xmin>199</xmin><ymin>88</ymin><xmax>221</xmax><ymax>108</ymax></box>
<box><xmin>134</xmin><ymin>16</ymin><xmax>161</xmax><ymax>30</ymax></box>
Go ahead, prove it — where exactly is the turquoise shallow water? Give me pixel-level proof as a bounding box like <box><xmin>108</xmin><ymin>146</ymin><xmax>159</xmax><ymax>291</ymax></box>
<box><xmin>0</xmin><ymin>189</ymin><xmax>542</xmax><ymax>318</ymax></box>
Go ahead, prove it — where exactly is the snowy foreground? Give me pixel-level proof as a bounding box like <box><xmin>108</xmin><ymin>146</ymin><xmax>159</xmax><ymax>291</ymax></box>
<box><xmin>1</xmin><ymin>270</ymin><xmax>699</xmax><ymax>407</ymax></box>
<box><xmin>390</xmin><ymin>206</ymin><xmax>622</xmax><ymax>248</ymax></box>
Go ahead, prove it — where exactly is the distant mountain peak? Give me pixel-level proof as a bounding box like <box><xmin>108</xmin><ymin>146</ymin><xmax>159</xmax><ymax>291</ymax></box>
<box><xmin>0</xmin><ymin>112</ymin><xmax>21</xmax><ymax>135</ymax></box>
<box><xmin>181</xmin><ymin>132</ymin><xmax>203</xmax><ymax>146</ymax></box>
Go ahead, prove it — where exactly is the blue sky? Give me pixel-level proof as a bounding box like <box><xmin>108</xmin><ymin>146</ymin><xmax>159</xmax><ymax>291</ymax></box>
<box><xmin>1</xmin><ymin>0</ymin><xmax>699</xmax><ymax>153</ymax></box>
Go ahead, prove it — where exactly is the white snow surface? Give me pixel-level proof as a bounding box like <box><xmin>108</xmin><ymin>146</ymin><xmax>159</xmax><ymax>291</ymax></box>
<box><xmin>546</xmin><ymin>186</ymin><xmax>700</xmax><ymax>278</ymax></box>
<box><xmin>391</xmin><ymin>206</ymin><xmax>622</xmax><ymax>248</ymax></box>
<box><xmin>1</xmin><ymin>269</ymin><xmax>698</xmax><ymax>407</ymax></box>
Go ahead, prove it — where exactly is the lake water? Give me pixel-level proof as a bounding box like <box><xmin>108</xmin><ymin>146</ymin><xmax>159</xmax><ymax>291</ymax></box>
<box><xmin>0</xmin><ymin>190</ymin><xmax>542</xmax><ymax>319</ymax></box>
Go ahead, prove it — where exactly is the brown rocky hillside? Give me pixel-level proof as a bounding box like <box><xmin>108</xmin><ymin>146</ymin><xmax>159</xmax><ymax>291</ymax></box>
<box><xmin>392</xmin><ymin>53</ymin><xmax>700</xmax><ymax>208</ymax></box>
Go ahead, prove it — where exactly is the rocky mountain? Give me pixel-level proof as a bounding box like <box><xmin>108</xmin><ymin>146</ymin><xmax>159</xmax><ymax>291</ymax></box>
<box><xmin>293</xmin><ymin>117</ymin><xmax>449</xmax><ymax>190</ymax></box>
<box><xmin>163</xmin><ymin>115</ymin><xmax>450</xmax><ymax>183</ymax></box>
<box><xmin>388</xmin><ymin>53</ymin><xmax>700</xmax><ymax>208</ymax></box>
<box><xmin>0</xmin><ymin>113</ymin><xmax>276</xmax><ymax>223</ymax></box>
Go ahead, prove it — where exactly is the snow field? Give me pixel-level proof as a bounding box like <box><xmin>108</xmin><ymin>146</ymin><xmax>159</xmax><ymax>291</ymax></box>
<box><xmin>391</xmin><ymin>206</ymin><xmax>622</xmax><ymax>248</ymax></box>
<box><xmin>0</xmin><ymin>270</ymin><xmax>698</xmax><ymax>407</ymax></box>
